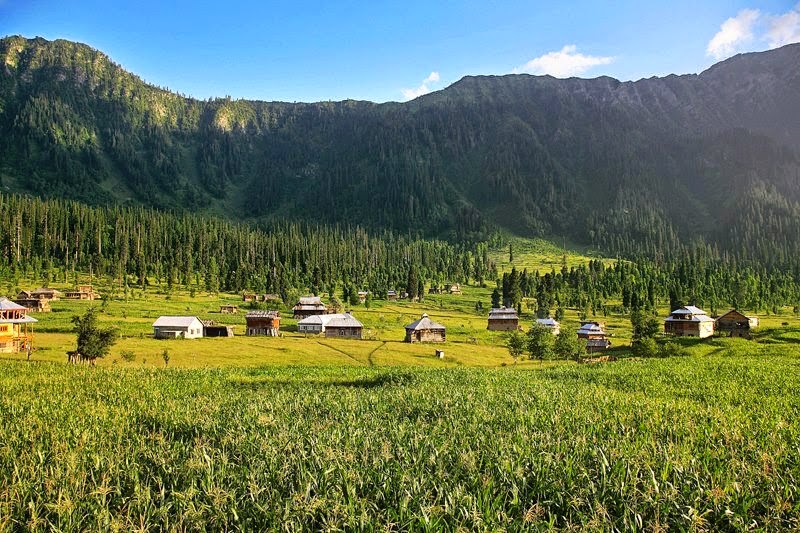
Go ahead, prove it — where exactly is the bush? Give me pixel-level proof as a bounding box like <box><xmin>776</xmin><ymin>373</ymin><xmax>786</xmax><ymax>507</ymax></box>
<box><xmin>632</xmin><ymin>337</ymin><xmax>658</xmax><ymax>358</ymax></box>
<box><xmin>120</xmin><ymin>350</ymin><xmax>136</xmax><ymax>363</ymax></box>
<box><xmin>658</xmin><ymin>342</ymin><xmax>690</xmax><ymax>358</ymax></box>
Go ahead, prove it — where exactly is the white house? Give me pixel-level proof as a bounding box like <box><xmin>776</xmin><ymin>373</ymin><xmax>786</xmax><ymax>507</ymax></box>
<box><xmin>152</xmin><ymin>316</ymin><xmax>204</xmax><ymax>339</ymax></box>
<box><xmin>535</xmin><ymin>317</ymin><xmax>560</xmax><ymax>335</ymax></box>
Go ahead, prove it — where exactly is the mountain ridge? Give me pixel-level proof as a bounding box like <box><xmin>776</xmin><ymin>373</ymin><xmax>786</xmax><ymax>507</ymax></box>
<box><xmin>1</xmin><ymin>35</ymin><xmax>800</xmax><ymax>261</ymax></box>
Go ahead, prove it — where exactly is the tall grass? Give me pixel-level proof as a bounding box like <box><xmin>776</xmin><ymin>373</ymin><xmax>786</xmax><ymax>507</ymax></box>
<box><xmin>0</xmin><ymin>354</ymin><xmax>798</xmax><ymax>530</ymax></box>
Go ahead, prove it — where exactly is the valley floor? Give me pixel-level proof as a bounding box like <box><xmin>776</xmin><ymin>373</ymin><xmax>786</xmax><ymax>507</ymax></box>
<box><xmin>0</xmin><ymin>355</ymin><xmax>798</xmax><ymax>529</ymax></box>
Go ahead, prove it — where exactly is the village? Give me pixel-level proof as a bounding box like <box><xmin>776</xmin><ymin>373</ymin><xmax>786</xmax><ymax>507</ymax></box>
<box><xmin>0</xmin><ymin>278</ymin><xmax>768</xmax><ymax>366</ymax></box>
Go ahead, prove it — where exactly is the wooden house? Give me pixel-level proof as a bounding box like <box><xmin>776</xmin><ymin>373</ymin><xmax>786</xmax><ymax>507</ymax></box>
<box><xmin>323</xmin><ymin>313</ymin><xmax>363</xmax><ymax>339</ymax></box>
<box><xmin>586</xmin><ymin>338</ymin><xmax>612</xmax><ymax>353</ymax></box>
<box><xmin>297</xmin><ymin>314</ymin><xmax>327</xmax><ymax>335</ymax></box>
<box><xmin>487</xmin><ymin>307</ymin><xmax>519</xmax><ymax>331</ymax></box>
<box><xmin>387</xmin><ymin>290</ymin><xmax>398</xmax><ymax>301</ymax></box>
<box><xmin>716</xmin><ymin>309</ymin><xmax>759</xmax><ymax>338</ymax></box>
<box><xmin>448</xmin><ymin>284</ymin><xmax>462</xmax><ymax>295</ymax></box>
<box><xmin>30</xmin><ymin>287</ymin><xmax>62</xmax><ymax>300</ymax></box>
<box><xmin>357</xmin><ymin>291</ymin><xmax>369</xmax><ymax>303</ymax></box>
<box><xmin>0</xmin><ymin>298</ymin><xmax>37</xmax><ymax>353</ymax></box>
<box><xmin>404</xmin><ymin>313</ymin><xmax>446</xmax><ymax>343</ymax></box>
<box><xmin>219</xmin><ymin>304</ymin><xmax>239</xmax><ymax>314</ymax></box>
<box><xmin>576</xmin><ymin>322</ymin><xmax>608</xmax><ymax>340</ymax></box>
<box><xmin>242</xmin><ymin>293</ymin><xmax>258</xmax><ymax>303</ymax></box>
<box><xmin>245</xmin><ymin>310</ymin><xmax>280</xmax><ymax>336</ymax></box>
<box><xmin>202</xmin><ymin>320</ymin><xmax>235</xmax><ymax>337</ymax></box>
<box><xmin>64</xmin><ymin>285</ymin><xmax>99</xmax><ymax>300</ymax></box>
<box><xmin>13</xmin><ymin>295</ymin><xmax>51</xmax><ymax>313</ymax></box>
<box><xmin>263</xmin><ymin>294</ymin><xmax>282</xmax><ymax>302</ymax></box>
<box><xmin>535</xmin><ymin>317</ymin><xmax>560</xmax><ymax>335</ymax></box>
<box><xmin>664</xmin><ymin>306</ymin><xmax>714</xmax><ymax>338</ymax></box>
<box><xmin>293</xmin><ymin>296</ymin><xmax>328</xmax><ymax>319</ymax></box>
<box><xmin>152</xmin><ymin>316</ymin><xmax>204</xmax><ymax>339</ymax></box>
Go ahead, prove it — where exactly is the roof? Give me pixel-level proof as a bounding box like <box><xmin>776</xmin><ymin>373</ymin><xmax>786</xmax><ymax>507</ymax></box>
<box><xmin>0</xmin><ymin>298</ymin><xmax>27</xmax><ymax>311</ymax></box>
<box><xmin>670</xmin><ymin>306</ymin><xmax>707</xmax><ymax>315</ymax></box>
<box><xmin>405</xmin><ymin>313</ymin><xmax>446</xmax><ymax>331</ymax></box>
<box><xmin>536</xmin><ymin>318</ymin><xmax>559</xmax><ymax>327</ymax></box>
<box><xmin>152</xmin><ymin>316</ymin><xmax>202</xmax><ymax>328</ymax></box>
<box><xmin>32</xmin><ymin>287</ymin><xmax>61</xmax><ymax>295</ymax></box>
<box><xmin>577</xmin><ymin>323</ymin><xmax>605</xmax><ymax>334</ymax></box>
<box><xmin>245</xmin><ymin>310</ymin><xmax>280</xmax><ymax>319</ymax></box>
<box><xmin>717</xmin><ymin>309</ymin><xmax>756</xmax><ymax>321</ymax></box>
<box><xmin>324</xmin><ymin>313</ymin><xmax>363</xmax><ymax>328</ymax></box>
<box><xmin>298</xmin><ymin>313</ymin><xmax>363</xmax><ymax>328</ymax></box>
<box><xmin>488</xmin><ymin>307</ymin><xmax>518</xmax><ymax>320</ymax></box>
<box><xmin>296</xmin><ymin>296</ymin><xmax>323</xmax><ymax>306</ymax></box>
<box><xmin>665</xmin><ymin>314</ymin><xmax>715</xmax><ymax>323</ymax></box>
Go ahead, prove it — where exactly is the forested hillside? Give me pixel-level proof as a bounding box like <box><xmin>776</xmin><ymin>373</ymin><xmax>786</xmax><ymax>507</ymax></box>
<box><xmin>2</xmin><ymin>35</ymin><xmax>800</xmax><ymax>261</ymax></box>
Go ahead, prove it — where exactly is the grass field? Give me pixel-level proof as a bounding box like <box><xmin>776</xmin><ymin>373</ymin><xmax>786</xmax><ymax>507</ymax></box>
<box><xmin>0</xmin><ymin>354</ymin><xmax>798</xmax><ymax>530</ymax></box>
<box><xmin>3</xmin><ymin>251</ymin><xmax>800</xmax><ymax>529</ymax></box>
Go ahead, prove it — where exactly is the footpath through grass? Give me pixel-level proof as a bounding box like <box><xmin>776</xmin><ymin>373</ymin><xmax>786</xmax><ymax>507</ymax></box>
<box><xmin>0</xmin><ymin>354</ymin><xmax>798</xmax><ymax>530</ymax></box>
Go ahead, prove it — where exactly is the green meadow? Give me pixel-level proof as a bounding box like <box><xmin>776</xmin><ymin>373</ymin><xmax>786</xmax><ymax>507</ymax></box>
<box><xmin>2</xmin><ymin>251</ymin><xmax>800</xmax><ymax>529</ymax></box>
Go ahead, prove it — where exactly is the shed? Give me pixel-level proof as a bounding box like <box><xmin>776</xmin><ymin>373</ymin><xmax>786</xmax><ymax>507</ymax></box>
<box><xmin>14</xmin><ymin>296</ymin><xmax>51</xmax><ymax>313</ymax></box>
<box><xmin>202</xmin><ymin>320</ymin><xmax>235</xmax><ymax>338</ymax></box>
<box><xmin>585</xmin><ymin>338</ymin><xmax>612</xmax><ymax>353</ymax></box>
<box><xmin>387</xmin><ymin>290</ymin><xmax>398</xmax><ymax>301</ymax></box>
<box><xmin>245</xmin><ymin>310</ymin><xmax>280</xmax><ymax>336</ymax></box>
<box><xmin>404</xmin><ymin>313</ymin><xmax>446</xmax><ymax>343</ymax></box>
<box><xmin>664</xmin><ymin>306</ymin><xmax>714</xmax><ymax>338</ymax></box>
<box><xmin>152</xmin><ymin>316</ymin><xmax>204</xmax><ymax>339</ymax></box>
<box><xmin>64</xmin><ymin>285</ymin><xmax>99</xmax><ymax>300</ymax></box>
<box><xmin>219</xmin><ymin>304</ymin><xmax>239</xmax><ymax>314</ymax></box>
<box><xmin>487</xmin><ymin>307</ymin><xmax>519</xmax><ymax>331</ymax></box>
<box><xmin>716</xmin><ymin>309</ymin><xmax>759</xmax><ymax>338</ymax></box>
<box><xmin>357</xmin><ymin>291</ymin><xmax>369</xmax><ymax>303</ymax></box>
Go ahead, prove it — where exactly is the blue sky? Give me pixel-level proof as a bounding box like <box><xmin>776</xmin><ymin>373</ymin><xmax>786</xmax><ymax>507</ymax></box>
<box><xmin>2</xmin><ymin>0</ymin><xmax>798</xmax><ymax>102</ymax></box>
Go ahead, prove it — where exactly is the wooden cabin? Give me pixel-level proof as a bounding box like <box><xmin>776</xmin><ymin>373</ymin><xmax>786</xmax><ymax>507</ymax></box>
<box><xmin>242</xmin><ymin>293</ymin><xmax>258</xmax><ymax>303</ymax></box>
<box><xmin>202</xmin><ymin>320</ymin><xmax>235</xmax><ymax>337</ymax></box>
<box><xmin>0</xmin><ymin>298</ymin><xmax>37</xmax><ymax>353</ymax></box>
<box><xmin>387</xmin><ymin>290</ymin><xmax>398</xmax><ymax>301</ymax></box>
<box><xmin>535</xmin><ymin>317</ymin><xmax>560</xmax><ymax>335</ymax></box>
<box><xmin>245</xmin><ymin>310</ymin><xmax>280</xmax><ymax>336</ymax></box>
<box><xmin>152</xmin><ymin>316</ymin><xmax>204</xmax><ymax>339</ymax></box>
<box><xmin>357</xmin><ymin>291</ymin><xmax>369</xmax><ymax>303</ymax></box>
<box><xmin>219</xmin><ymin>304</ymin><xmax>239</xmax><ymax>314</ymax></box>
<box><xmin>448</xmin><ymin>284</ymin><xmax>462</xmax><ymax>295</ymax></box>
<box><xmin>323</xmin><ymin>313</ymin><xmax>363</xmax><ymax>339</ymax></box>
<box><xmin>586</xmin><ymin>338</ymin><xmax>612</xmax><ymax>353</ymax></box>
<box><xmin>716</xmin><ymin>309</ymin><xmax>759</xmax><ymax>339</ymax></box>
<box><xmin>576</xmin><ymin>322</ymin><xmax>608</xmax><ymax>340</ymax></box>
<box><xmin>404</xmin><ymin>313</ymin><xmax>446</xmax><ymax>343</ymax></box>
<box><xmin>487</xmin><ymin>307</ymin><xmax>519</xmax><ymax>331</ymax></box>
<box><xmin>64</xmin><ymin>285</ymin><xmax>99</xmax><ymax>300</ymax></box>
<box><xmin>293</xmin><ymin>296</ymin><xmax>328</xmax><ymax>319</ymax></box>
<box><xmin>263</xmin><ymin>294</ymin><xmax>282</xmax><ymax>302</ymax></box>
<box><xmin>30</xmin><ymin>287</ymin><xmax>62</xmax><ymax>300</ymax></box>
<box><xmin>13</xmin><ymin>296</ymin><xmax>51</xmax><ymax>313</ymax></box>
<box><xmin>664</xmin><ymin>306</ymin><xmax>714</xmax><ymax>338</ymax></box>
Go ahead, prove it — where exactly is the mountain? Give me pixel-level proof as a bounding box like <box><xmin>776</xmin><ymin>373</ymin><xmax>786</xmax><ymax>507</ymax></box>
<box><xmin>1</xmin><ymin>35</ymin><xmax>800</xmax><ymax>260</ymax></box>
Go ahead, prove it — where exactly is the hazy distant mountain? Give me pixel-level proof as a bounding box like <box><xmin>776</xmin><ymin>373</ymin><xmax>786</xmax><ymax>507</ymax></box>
<box><xmin>1</xmin><ymin>35</ymin><xmax>799</xmax><ymax>257</ymax></box>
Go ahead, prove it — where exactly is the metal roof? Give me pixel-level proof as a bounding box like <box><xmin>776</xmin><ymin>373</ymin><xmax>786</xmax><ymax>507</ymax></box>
<box><xmin>152</xmin><ymin>316</ymin><xmax>202</xmax><ymax>328</ymax></box>
<box><xmin>665</xmin><ymin>315</ymin><xmax>715</xmax><ymax>323</ymax></box>
<box><xmin>536</xmin><ymin>318</ymin><xmax>559</xmax><ymax>327</ymax></box>
<box><xmin>324</xmin><ymin>313</ymin><xmax>363</xmax><ymax>328</ymax></box>
<box><xmin>488</xmin><ymin>307</ymin><xmax>519</xmax><ymax>319</ymax></box>
<box><xmin>670</xmin><ymin>306</ymin><xmax>707</xmax><ymax>315</ymax></box>
<box><xmin>0</xmin><ymin>298</ymin><xmax>27</xmax><ymax>310</ymax></box>
<box><xmin>296</xmin><ymin>296</ymin><xmax>323</xmax><ymax>306</ymax></box>
<box><xmin>577</xmin><ymin>323</ymin><xmax>605</xmax><ymax>334</ymax></box>
<box><xmin>405</xmin><ymin>313</ymin><xmax>446</xmax><ymax>331</ymax></box>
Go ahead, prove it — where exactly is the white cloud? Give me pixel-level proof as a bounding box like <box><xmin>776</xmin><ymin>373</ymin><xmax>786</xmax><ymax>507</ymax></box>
<box><xmin>512</xmin><ymin>45</ymin><xmax>614</xmax><ymax>78</ymax></box>
<box><xmin>706</xmin><ymin>5</ymin><xmax>800</xmax><ymax>61</ymax></box>
<box><xmin>706</xmin><ymin>8</ymin><xmax>761</xmax><ymax>60</ymax></box>
<box><xmin>401</xmin><ymin>71</ymin><xmax>441</xmax><ymax>100</ymax></box>
<box><xmin>765</xmin><ymin>5</ymin><xmax>800</xmax><ymax>48</ymax></box>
